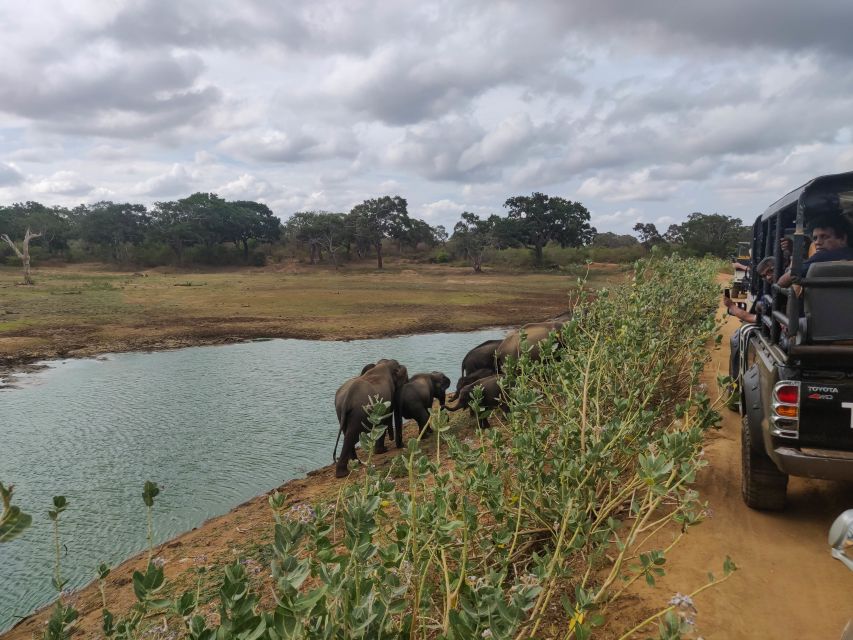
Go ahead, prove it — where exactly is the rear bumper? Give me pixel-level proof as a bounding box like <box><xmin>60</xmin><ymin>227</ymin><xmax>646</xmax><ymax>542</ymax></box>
<box><xmin>772</xmin><ymin>446</ymin><xmax>853</xmax><ymax>481</ymax></box>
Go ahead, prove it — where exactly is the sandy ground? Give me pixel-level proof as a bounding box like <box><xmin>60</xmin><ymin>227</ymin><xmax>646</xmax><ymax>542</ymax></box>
<box><xmin>3</xmin><ymin>280</ymin><xmax>852</xmax><ymax>639</ymax></box>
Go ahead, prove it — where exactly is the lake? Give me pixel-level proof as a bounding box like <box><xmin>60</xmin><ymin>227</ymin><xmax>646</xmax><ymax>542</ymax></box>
<box><xmin>0</xmin><ymin>328</ymin><xmax>504</xmax><ymax>631</ymax></box>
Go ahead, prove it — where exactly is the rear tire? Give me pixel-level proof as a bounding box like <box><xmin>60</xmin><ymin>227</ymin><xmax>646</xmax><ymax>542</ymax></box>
<box><xmin>741</xmin><ymin>415</ymin><xmax>788</xmax><ymax>510</ymax></box>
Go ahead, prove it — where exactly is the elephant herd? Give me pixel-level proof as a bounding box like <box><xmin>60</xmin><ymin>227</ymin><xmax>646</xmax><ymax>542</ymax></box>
<box><xmin>332</xmin><ymin>317</ymin><xmax>568</xmax><ymax>478</ymax></box>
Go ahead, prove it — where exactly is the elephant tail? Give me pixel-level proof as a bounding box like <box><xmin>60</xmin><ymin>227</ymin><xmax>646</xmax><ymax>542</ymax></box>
<box><xmin>332</xmin><ymin>408</ymin><xmax>349</xmax><ymax>463</ymax></box>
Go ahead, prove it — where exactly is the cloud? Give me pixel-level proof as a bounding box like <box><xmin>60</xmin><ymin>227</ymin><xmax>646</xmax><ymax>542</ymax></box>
<box><xmin>0</xmin><ymin>163</ymin><xmax>24</xmax><ymax>187</ymax></box>
<box><xmin>31</xmin><ymin>171</ymin><xmax>92</xmax><ymax>196</ymax></box>
<box><xmin>578</xmin><ymin>171</ymin><xmax>678</xmax><ymax>202</ymax></box>
<box><xmin>0</xmin><ymin>0</ymin><xmax>850</xmax><ymax>234</ymax></box>
<box><xmin>555</xmin><ymin>1</ymin><xmax>853</xmax><ymax>59</ymax></box>
<box><xmin>0</xmin><ymin>41</ymin><xmax>220</xmax><ymax>137</ymax></box>
<box><xmin>218</xmin><ymin>128</ymin><xmax>357</xmax><ymax>163</ymax></box>
<box><xmin>132</xmin><ymin>164</ymin><xmax>194</xmax><ymax>197</ymax></box>
<box><xmin>217</xmin><ymin>173</ymin><xmax>273</xmax><ymax>200</ymax></box>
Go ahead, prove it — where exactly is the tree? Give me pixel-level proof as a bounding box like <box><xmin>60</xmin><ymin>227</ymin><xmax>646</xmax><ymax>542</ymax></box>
<box><xmin>671</xmin><ymin>212</ymin><xmax>749</xmax><ymax>258</ymax></box>
<box><xmin>592</xmin><ymin>231</ymin><xmax>639</xmax><ymax>248</ymax></box>
<box><xmin>433</xmin><ymin>225</ymin><xmax>448</xmax><ymax>245</ymax></box>
<box><xmin>0</xmin><ymin>202</ymin><xmax>71</xmax><ymax>256</ymax></box>
<box><xmin>632</xmin><ymin>222</ymin><xmax>665</xmax><ymax>248</ymax></box>
<box><xmin>452</xmin><ymin>212</ymin><xmax>494</xmax><ymax>273</ymax></box>
<box><xmin>2</xmin><ymin>228</ymin><xmax>42</xmax><ymax>284</ymax></box>
<box><xmin>349</xmin><ymin>195</ymin><xmax>409</xmax><ymax>269</ymax></box>
<box><xmin>149</xmin><ymin>192</ymin><xmax>239</xmax><ymax>263</ymax></box>
<box><xmin>77</xmin><ymin>201</ymin><xmax>149</xmax><ymax>262</ymax></box>
<box><xmin>285</xmin><ymin>211</ymin><xmax>350</xmax><ymax>266</ymax></box>
<box><xmin>227</xmin><ymin>201</ymin><xmax>281</xmax><ymax>262</ymax></box>
<box><xmin>503</xmin><ymin>193</ymin><xmax>595</xmax><ymax>264</ymax></box>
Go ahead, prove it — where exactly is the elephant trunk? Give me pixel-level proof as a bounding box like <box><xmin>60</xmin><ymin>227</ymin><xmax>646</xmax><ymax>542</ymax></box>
<box><xmin>444</xmin><ymin>394</ymin><xmax>464</xmax><ymax>411</ymax></box>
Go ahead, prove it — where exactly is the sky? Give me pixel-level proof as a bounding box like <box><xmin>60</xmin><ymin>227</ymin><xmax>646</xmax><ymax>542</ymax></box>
<box><xmin>1</xmin><ymin>1</ymin><xmax>853</xmax><ymax>235</ymax></box>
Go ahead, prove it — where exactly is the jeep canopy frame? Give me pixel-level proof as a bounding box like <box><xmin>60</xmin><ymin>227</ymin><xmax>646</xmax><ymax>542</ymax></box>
<box><xmin>749</xmin><ymin>170</ymin><xmax>853</xmax><ymax>365</ymax></box>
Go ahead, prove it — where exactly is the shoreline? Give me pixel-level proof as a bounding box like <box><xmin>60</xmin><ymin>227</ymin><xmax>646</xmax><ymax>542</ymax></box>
<box><xmin>0</xmin><ymin>319</ymin><xmax>516</xmax><ymax>385</ymax></box>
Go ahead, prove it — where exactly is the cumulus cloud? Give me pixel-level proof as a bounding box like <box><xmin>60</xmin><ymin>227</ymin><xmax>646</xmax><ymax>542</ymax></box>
<box><xmin>132</xmin><ymin>164</ymin><xmax>194</xmax><ymax>197</ymax></box>
<box><xmin>0</xmin><ymin>163</ymin><xmax>24</xmax><ymax>187</ymax></box>
<box><xmin>0</xmin><ymin>0</ymin><xmax>850</xmax><ymax>231</ymax></box>
<box><xmin>31</xmin><ymin>171</ymin><xmax>93</xmax><ymax>196</ymax></box>
<box><xmin>217</xmin><ymin>173</ymin><xmax>273</xmax><ymax>200</ymax></box>
<box><xmin>218</xmin><ymin>128</ymin><xmax>357</xmax><ymax>163</ymax></box>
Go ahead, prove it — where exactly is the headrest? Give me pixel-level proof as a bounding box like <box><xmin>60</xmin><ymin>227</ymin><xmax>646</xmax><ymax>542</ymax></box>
<box><xmin>805</xmin><ymin>261</ymin><xmax>853</xmax><ymax>278</ymax></box>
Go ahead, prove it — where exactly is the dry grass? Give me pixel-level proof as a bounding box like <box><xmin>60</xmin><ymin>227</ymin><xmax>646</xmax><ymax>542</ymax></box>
<box><xmin>0</xmin><ymin>260</ymin><xmax>624</xmax><ymax>370</ymax></box>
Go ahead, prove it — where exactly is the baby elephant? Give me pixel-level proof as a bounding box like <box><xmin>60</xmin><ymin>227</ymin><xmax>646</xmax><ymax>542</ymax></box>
<box><xmin>455</xmin><ymin>367</ymin><xmax>495</xmax><ymax>394</ymax></box>
<box><xmin>400</xmin><ymin>372</ymin><xmax>451</xmax><ymax>438</ymax></box>
<box><xmin>445</xmin><ymin>375</ymin><xmax>506</xmax><ymax>429</ymax></box>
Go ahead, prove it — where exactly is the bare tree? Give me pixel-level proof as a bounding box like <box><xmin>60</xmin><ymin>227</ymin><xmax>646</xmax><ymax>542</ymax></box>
<box><xmin>2</xmin><ymin>228</ymin><xmax>42</xmax><ymax>285</ymax></box>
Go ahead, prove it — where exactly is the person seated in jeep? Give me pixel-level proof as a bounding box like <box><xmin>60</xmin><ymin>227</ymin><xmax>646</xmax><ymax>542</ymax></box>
<box><xmin>777</xmin><ymin>214</ymin><xmax>853</xmax><ymax>287</ymax></box>
<box><xmin>724</xmin><ymin>257</ymin><xmax>775</xmax><ymax>381</ymax></box>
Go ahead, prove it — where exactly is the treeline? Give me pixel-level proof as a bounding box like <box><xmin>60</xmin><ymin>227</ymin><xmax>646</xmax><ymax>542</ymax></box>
<box><xmin>633</xmin><ymin>212</ymin><xmax>751</xmax><ymax>259</ymax></box>
<box><xmin>0</xmin><ymin>192</ymin><xmax>600</xmax><ymax>270</ymax></box>
<box><xmin>0</xmin><ymin>190</ymin><xmax>747</xmax><ymax>270</ymax></box>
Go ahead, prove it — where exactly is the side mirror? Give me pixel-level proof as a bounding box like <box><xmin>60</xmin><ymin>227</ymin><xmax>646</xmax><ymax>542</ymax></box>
<box><xmin>829</xmin><ymin>509</ymin><xmax>853</xmax><ymax>571</ymax></box>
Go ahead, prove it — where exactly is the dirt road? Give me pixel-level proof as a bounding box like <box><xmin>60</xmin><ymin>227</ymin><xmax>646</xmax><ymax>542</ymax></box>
<box><xmin>639</xmin><ymin>302</ymin><xmax>853</xmax><ymax>638</ymax></box>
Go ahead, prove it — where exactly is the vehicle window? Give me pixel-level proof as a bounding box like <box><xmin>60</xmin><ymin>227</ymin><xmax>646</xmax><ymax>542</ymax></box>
<box><xmin>839</xmin><ymin>190</ymin><xmax>853</xmax><ymax>215</ymax></box>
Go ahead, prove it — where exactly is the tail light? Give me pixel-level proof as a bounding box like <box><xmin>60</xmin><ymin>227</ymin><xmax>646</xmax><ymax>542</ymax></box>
<box><xmin>771</xmin><ymin>381</ymin><xmax>800</xmax><ymax>439</ymax></box>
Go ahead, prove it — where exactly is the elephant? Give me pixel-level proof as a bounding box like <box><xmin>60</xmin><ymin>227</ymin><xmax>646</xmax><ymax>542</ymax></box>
<box><xmin>399</xmin><ymin>372</ymin><xmax>452</xmax><ymax>437</ymax></box>
<box><xmin>334</xmin><ymin>358</ymin><xmax>409</xmax><ymax>478</ymax></box>
<box><xmin>495</xmin><ymin>321</ymin><xmax>564</xmax><ymax>370</ymax></box>
<box><xmin>457</xmin><ymin>339</ymin><xmax>501</xmax><ymax>390</ymax></box>
<box><xmin>445</xmin><ymin>374</ymin><xmax>506</xmax><ymax>429</ymax></box>
<box><xmin>454</xmin><ymin>367</ymin><xmax>495</xmax><ymax>394</ymax></box>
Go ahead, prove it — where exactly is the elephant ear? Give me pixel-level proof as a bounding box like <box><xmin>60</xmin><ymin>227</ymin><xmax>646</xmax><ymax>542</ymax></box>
<box><xmin>395</xmin><ymin>364</ymin><xmax>409</xmax><ymax>384</ymax></box>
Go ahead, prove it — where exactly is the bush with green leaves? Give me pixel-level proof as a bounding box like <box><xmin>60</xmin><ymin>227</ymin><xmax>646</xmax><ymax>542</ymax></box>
<box><xmin>3</xmin><ymin>255</ymin><xmax>735</xmax><ymax>639</ymax></box>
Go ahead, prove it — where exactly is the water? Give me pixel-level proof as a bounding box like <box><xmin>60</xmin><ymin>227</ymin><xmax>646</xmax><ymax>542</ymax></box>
<box><xmin>0</xmin><ymin>329</ymin><xmax>504</xmax><ymax>631</ymax></box>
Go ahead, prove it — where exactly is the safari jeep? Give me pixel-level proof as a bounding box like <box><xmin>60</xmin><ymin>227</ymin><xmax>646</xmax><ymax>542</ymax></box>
<box><xmin>738</xmin><ymin>171</ymin><xmax>853</xmax><ymax>510</ymax></box>
<box><xmin>731</xmin><ymin>241</ymin><xmax>751</xmax><ymax>298</ymax></box>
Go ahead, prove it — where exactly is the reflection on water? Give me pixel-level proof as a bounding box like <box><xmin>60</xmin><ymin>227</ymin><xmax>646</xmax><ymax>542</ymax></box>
<box><xmin>0</xmin><ymin>329</ymin><xmax>504</xmax><ymax>631</ymax></box>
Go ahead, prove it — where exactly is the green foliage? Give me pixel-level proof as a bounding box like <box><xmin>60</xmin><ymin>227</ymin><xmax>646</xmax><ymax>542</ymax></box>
<box><xmin>504</xmin><ymin>192</ymin><xmax>596</xmax><ymax>264</ymax></box>
<box><xmin>0</xmin><ymin>482</ymin><xmax>32</xmax><ymax>543</ymax></box>
<box><xmin>634</xmin><ymin>213</ymin><xmax>750</xmax><ymax>258</ymax></box>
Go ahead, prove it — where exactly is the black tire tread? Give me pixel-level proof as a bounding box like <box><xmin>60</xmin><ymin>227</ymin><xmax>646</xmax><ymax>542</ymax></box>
<box><xmin>741</xmin><ymin>414</ymin><xmax>788</xmax><ymax>510</ymax></box>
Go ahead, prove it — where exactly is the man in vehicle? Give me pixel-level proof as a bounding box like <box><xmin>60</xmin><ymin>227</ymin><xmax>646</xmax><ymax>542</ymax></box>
<box><xmin>724</xmin><ymin>256</ymin><xmax>775</xmax><ymax>383</ymax></box>
<box><xmin>777</xmin><ymin>214</ymin><xmax>853</xmax><ymax>287</ymax></box>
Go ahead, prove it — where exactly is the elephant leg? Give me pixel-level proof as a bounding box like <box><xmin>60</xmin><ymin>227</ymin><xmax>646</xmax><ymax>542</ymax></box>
<box><xmin>374</xmin><ymin>417</ymin><xmax>390</xmax><ymax>454</ymax></box>
<box><xmin>336</xmin><ymin>422</ymin><xmax>361</xmax><ymax>478</ymax></box>
<box><xmin>471</xmin><ymin>409</ymin><xmax>490</xmax><ymax>430</ymax></box>
<box><xmin>412</xmin><ymin>406</ymin><xmax>431</xmax><ymax>438</ymax></box>
<box><xmin>394</xmin><ymin>406</ymin><xmax>404</xmax><ymax>449</ymax></box>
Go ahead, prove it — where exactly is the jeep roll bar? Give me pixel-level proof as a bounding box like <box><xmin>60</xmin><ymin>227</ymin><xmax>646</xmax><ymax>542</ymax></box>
<box><xmin>749</xmin><ymin>171</ymin><xmax>853</xmax><ymax>362</ymax></box>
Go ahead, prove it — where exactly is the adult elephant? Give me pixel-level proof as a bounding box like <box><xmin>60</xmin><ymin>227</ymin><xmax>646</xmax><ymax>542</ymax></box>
<box><xmin>457</xmin><ymin>339</ymin><xmax>501</xmax><ymax>390</ymax></box>
<box><xmin>400</xmin><ymin>371</ymin><xmax>451</xmax><ymax>438</ymax></box>
<box><xmin>334</xmin><ymin>359</ymin><xmax>408</xmax><ymax>478</ymax></box>
<box><xmin>496</xmin><ymin>321</ymin><xmax>564</xmax><ymax>370</ymax></box>
<box><xmin>445</xmin><ymin>375</ymin><xmax>506</xmax><ymax>429</ymax></box>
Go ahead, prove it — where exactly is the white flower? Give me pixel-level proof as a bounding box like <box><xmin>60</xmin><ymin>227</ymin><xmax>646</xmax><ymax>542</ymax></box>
<box><xmin>668</xmin><ymin>592</ymin><xmax>696</xmax><ymax>611</ymax></box>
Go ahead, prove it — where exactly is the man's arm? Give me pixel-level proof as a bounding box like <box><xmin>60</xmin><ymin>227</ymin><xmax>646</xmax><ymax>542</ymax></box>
<box><xmin>723</xmin><ymin>296</ymin><xmax>757</xmax><ymax>323</ymax></box>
